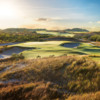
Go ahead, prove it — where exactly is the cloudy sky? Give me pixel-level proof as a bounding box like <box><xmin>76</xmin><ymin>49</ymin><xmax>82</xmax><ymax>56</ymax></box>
<box><xmin>0</xmin><ymin>0</ymin><xmax>100</xmax><ymax>31</ymax></box>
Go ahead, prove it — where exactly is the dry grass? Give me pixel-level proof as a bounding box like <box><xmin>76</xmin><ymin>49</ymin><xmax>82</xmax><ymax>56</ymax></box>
<box><xmin>0</xmin><ymin>55</ymin><xmax>100</xmax><ymax>99</ymax></box>
<box><xmin>0</xmin><ymin>81</ymin><xmax>63</xmax><ymax>100</ymax></box>
<box><xmin>67</xmin><ymin>91</ymin><xmax>100</xmax><ymax>100</ymax></box>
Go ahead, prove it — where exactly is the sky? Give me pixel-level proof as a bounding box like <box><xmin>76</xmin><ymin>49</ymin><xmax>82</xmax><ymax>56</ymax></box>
<box><xmin>0</xmin><ymin>0</ymin><xmax>100</xmax><ymax>31</ymax></box>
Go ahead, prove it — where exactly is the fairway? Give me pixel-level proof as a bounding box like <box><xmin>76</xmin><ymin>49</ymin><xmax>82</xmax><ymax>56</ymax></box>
<box><xmin>37</xmin><ymin>31</ymin><xmax>74</xmax><ymax>37</ymax></box>
<box><xmin>13</xmin><ymin>41</ymin><xmax>100</xmax><ymax>59</ymax></box>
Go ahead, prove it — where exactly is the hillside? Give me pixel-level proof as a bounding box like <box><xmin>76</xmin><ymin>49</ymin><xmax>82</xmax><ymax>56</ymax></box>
<box><xmin>0</xmin><ymin>55</ymin><xmax>100</xmax><ymax>99</ymax></box>
<box><xmin>65</xmin><ymin>28</ymin><xmax>89</xmax><ymax>32</ymax></box>
<box><xmin>3</xmin><ymin>28</ymin><xmax>46</xmax><ymax>33</ymax></box>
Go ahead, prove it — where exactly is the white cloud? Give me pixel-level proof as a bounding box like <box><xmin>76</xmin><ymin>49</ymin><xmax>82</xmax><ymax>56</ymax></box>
<box><xmin>36</xmin><ymin>18</ymin><xmax>51</xmax><ymax>22</ymax></box>
<box><xmin>36</xmin><ymin>17</ymin><xmax>63</xmax><ymax>22</ymax></box>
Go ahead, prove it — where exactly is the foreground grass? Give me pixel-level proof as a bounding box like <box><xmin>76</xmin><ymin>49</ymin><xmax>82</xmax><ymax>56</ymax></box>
<box><xmin>0</xmin><ymin>55</ymin><xmax>100</xmax><ymax>99</ymax></box>
<box><xmin>0</xmin><ymin>56</ymin><xmax>100</xmax><ymax>92</ymax></box>
<box><xmin>0</xmin><ymin>81</ymin><xmax>100</xmax><ymax>100</ymax></box>
<box><xmin>66</xmin><ymin>91</ymin><xmax>100</xmax><ymax>100</ymax></box>
<box><xmin>0</xmin><ymin>81</ymin><xmax>64</xmax><ymax>100</ymax></box>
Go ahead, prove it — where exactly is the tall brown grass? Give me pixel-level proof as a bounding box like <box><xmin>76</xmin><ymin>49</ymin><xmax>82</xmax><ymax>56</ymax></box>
<box><xmin>0</xmin><ymin>55</ymin><xmax>100</xmax><ymax>99</ymax></box>
<box><xmin>67</xmin><ymin>91</ymin><xmax>100</xmax><ymax>100</ymax></box>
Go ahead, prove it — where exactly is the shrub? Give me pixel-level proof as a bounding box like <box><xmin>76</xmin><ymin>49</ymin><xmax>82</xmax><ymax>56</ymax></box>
<box><xmin>0</xmin><ymin>49</ymin><xmax>3</xmax><ymax>53</ymax></box>
<box><xmin>11</xmin><ymin>53</ymin><xmax>24</xmax><ymax>60</ymax></box>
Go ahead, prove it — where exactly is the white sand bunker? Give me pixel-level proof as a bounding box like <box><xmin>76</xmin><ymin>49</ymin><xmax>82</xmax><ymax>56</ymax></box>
<box><xmin>0</xmin><ymin>47</ymin><xmax>29</xmax><ymax>59</ymax></box>
<box><xmin>0</xmin><ymin>42</ymin><xmax>21</xmax><ymax>46</ymax></box>
<box><xmin>62</xmin><ymin>43</ymin><xmax>80</xmax><ymax>48</ymax></box>
<box><xmin>24</xmin><ymin>41</ymin><xmax>59</xmax><ymax>45</ymax></box>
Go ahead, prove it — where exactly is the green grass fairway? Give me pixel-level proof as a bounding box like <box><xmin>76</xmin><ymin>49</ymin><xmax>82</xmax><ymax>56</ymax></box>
<box><xmin>37</xmin><ymin>31</ymin><xmax>74</xmax><ymax>37</ymax></box>
<box><xmin>13</xmin><ymin>41</ymin><xmax>100</xmax><ymax>59</ymax></box>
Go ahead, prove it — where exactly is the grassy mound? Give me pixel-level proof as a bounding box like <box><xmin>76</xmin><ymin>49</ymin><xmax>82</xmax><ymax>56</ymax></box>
<box><xmin>67</xmin><ymin>91</ymin><xmax>100</xmax><ymax>100</ymax></box>
<box><xmin>0</xmin><ymin>82</ymin><xmax>63</xmax><ymax>100</ymax></box>
<box><xmin>0</xmin><ymin>56</ymin><xmax>100</xmax><ymax>90</ymax></box>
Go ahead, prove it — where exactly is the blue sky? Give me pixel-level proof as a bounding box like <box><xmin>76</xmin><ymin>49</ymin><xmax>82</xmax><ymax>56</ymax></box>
<box><xmin>0</xmin><ymin>0</ymin><xmax>100</xmax><ymax>31</ymax></box>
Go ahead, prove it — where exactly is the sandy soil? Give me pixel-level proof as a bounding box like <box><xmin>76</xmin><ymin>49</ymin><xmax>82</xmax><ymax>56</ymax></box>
<box><xmin>0</xmin><ymin>42</ymin><xmax>21</xmax><ymax>46</ymax></box>
<box><xmin>0</xmin><ymin>47</ymin><xmax>27</xmax><ymax>59</ymax></box>
<box><xmin>62</xmin><ymin>43</ymin><xmax>80</xmax><ymax>48</ymax></box>
<box><xmin>0</xmin><ymin>62</ymin><xmax>27</xmax><ymax>83</ymax></box>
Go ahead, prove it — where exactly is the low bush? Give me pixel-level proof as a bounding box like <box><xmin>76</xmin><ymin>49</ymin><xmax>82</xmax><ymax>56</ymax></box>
<box><xmin>11</xmin><ymin>53</ymin><xmax>24</xmax><ymax>60</ymax></box>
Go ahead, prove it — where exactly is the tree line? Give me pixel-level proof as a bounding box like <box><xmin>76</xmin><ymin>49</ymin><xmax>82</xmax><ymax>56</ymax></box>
<box><xmin>74</xmin><ymin>32</ymin><xmax>100</xmax><ymax>41</ymax></box>
<box><xmin>0</xmin><ymin>32</ymin><xmax>53</xmax><ymax>43</ymax></box>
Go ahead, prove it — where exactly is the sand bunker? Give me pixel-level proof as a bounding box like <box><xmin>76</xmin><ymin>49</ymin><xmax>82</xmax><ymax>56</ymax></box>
<box><xmin>0</xmin><ymin>47</ymin><xmax>32</xmax><ymax>59</ymax></box>
<box><xmin>0</xmin><ymin>42</ymin><xmax>21</xmax><ymax>46</ymax></box>
<box><xmin>23</xmin><ymin>41</ymin><xmax>59</xmax><ymax>45</ymax></box>
<box><xmin>62</xmin><ymin>43</ymin><xmax>80</xmax><ymax>48</ymax></box>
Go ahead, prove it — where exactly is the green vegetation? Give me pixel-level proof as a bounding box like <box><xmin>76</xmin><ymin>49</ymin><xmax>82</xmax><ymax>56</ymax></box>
<box><xmin>37</xmin><ymin>30</ymin><xmax>74</xmax><ymax>37</ymax></box>
<box><xmin>0</xmin><ymin>32</ymin><xmax>53</xmax><ymax>43</ymax></box>
<box><xmin>12</xmin><ymin>41</ymin><xmax>100</xmax><ymax>59</ymax></box>
<box><xmin>90</xmin><ymin>35</ymin><xmax>100</xmax><ymax>41</ymax></box>
<box><xmin>3</xmin><ymin>28</ymin><xmax>46</xmax><ymax>33</ymax></box>
<box><xmin>74</xmin><ymin>32</ymin><xmax>100</xmax><ymax>42</ymax></box>
<box><xmin>0</xmin><ymin>28</ymin><xmax>76</xmax><ymax>43</ymax></box>
<box><xmin>65</xmin><ymin>28</ymin><xmax>89</xmax><ymax>32</ymax></box>
<box><xmin>11</xmin><ymin>53</ymin><xmax>25</xmax><ymax>60</ymax></box>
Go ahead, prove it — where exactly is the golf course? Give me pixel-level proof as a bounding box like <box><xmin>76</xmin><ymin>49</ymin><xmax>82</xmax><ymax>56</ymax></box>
<box><xmin>0</xmin><ymin>28</ymin><xmax>100</xmax><ymax>100</ymax></box>
<box><xmin>0</xmin><ymin>39</ymin><xmax>100</xmax><ymax>62</ymax></box>
<box><xmin>13</xmin><ymin>41</ymin><xmax>100</xmax><ymax>58</ymax></box>
<box><xmin>0</xmin><ymin>0</ymin><xmax>100</xmax><ymax>99</ymax></box>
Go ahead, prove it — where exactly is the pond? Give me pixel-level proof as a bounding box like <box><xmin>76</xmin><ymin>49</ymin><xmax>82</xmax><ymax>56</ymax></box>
<box><xmin>62</xmin><ymin>43</ymin><xmax>80</xmax><ymax>48</ymax></box>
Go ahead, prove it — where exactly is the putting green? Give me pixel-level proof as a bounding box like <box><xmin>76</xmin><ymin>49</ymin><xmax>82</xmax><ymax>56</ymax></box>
<box><xmin>13</xmin><ymin>41</ymin><xmax>100</xmax><ymax>59</ymax></box>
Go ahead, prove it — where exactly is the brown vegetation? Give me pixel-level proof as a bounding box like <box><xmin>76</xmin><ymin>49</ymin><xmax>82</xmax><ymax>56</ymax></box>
<box><xmin>0</xmin><ymin>55</ymin><xmax>100</xmax><ymax>99</ymax></box>
<box><xmin>0</xmin><ymin>82</ymin><xmax>64</xmax><ymax>100</ymax></box>
<box><xmin>67</xmin><ymin>91</ymin><xmax>100</xmax><ymax>100</ymax></box>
